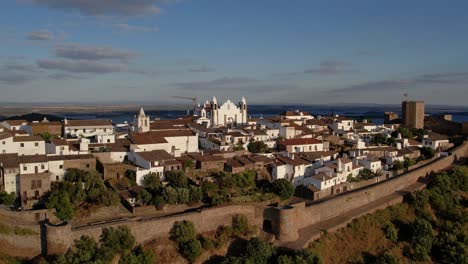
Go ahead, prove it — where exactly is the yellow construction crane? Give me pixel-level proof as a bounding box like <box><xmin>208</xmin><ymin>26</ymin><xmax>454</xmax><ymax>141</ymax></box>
<box><xmin>172</xmin><ymin>96</ymin><xmax>198</xmax><ymax>108</ymax></box>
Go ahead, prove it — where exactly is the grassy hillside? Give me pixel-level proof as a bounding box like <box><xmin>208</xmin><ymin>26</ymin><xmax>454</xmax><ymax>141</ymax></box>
<box><xmin>308</xmin><ymin>165</ymin><xmax>468</xmax><ymax>264</ymax></box>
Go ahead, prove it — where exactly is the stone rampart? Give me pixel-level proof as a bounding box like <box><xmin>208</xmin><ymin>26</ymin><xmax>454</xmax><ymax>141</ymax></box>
<box><xmin>1</xmin><ymin>142</ymin><xmax>466</xmax><ymax>257</ymax></box>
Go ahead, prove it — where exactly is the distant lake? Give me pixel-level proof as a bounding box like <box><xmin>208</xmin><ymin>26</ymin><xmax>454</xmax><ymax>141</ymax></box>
<box><xmin>58</xmin><ymin>104</ymin><xmax>468</xmax><ymax>124</ymax></box>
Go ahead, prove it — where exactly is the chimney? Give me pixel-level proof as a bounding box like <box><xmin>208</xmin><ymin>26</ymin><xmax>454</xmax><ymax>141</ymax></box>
<box><xmin>201</xmin><ymin>150</ymin><xmax>204</xmax><ymax>156</ymax></box>
<box><xmin>64</xmin><ymin>118</ymin><xmax>68</xmax><ymax>125</ymax></box>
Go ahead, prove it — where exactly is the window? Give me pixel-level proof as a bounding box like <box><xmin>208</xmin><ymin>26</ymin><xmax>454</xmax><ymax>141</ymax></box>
<box><xmin>2</xmin><ymin>141</ymin><xmax>5</xmax><ymax>145</ymax></box>
<box><xmin>20</xmin><ymin>143</ymin><xmax>24</xmax><ymax>147</ymax></box>
<box><xmin>60</xmin><ymin>147</ymin><xmax>64</xmax><ymax>150</ymax></box>
<box><xmin>31</xmin><ymin>180</ymin><xmax>36</xmax><ymax>189</ymax></box>
<box><xmin>107</xmin><ymin>139</ymin><xmax>110</xmax><ymax>143</ymax></box>
<box><xmin>83</xmin><ymin>129</ymin><xmax>87</xmax><ymax>133</ymax></box>
<box><xmin>35</xmin><ymin>142</ymin><xmax>39</xmax><ymax>147</ymax></box>
<box><xmin>23</xmin><ymin>166</ymin><xmax>27</xmax><ymax>171</ymax></box>
<box><xmin>59</xmin><ymin>165</ymin><xmax>63</xmax><ymax>169</ymax></box>
<box><xmin>41</xmin><ymin>164</ymin><xmax>45</xmax><ymax>170</ymax></box>
<box><xmin>34</xmin><ymin>190</ymin><xmax>39</xmax><ymax>198</ymax></box>
<box><xmin>56</xmin><ymin>176</ymin><xmax>59</xmax><ymax>181</ymax></box>
<box><xmin>86</xmin><ymin>163</ymin><xmax>90</xmax><ymax>168</ymax></box>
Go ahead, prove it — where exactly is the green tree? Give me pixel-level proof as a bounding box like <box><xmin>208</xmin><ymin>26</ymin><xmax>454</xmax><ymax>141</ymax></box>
<box><xmin>245</xmin><ymin>237</ymin><xmax>276</xmax><ymax>264</ymax></box>
<box><xmin>0</xmin><ymin>192</ymin><xmax>16</xmax><ymax>206</ymax></box>
<box><xmin>232</xmin><ymin>214</ymin><xmax>250</xmax><ymax>236</ymax></box>
<box><xmin>52</xmin><ymin>194</ymin><xmax>74</xmax><ymax>221</ymax></box>
<box><xmin>142</xmin><ymin>173</ymin><xmax>162</xmax><ymax>190</ymax></box>
<box><xmin>372</xmin><ymin>133</ymin><xmax>387</xmax><ymax>145</ymax></box>
<box><xmin>403</xmin><ymin>158</ymin><xmax>416</xmax><ymax>169</ymax></box>
<box><xmin>179</xmin><ymin>239</ymin><xmax>202</xmax><ymax>262</ymax></box>
<box><xmin>162</xmin><ymin>186</ymin><xmax>179</xmax><ymax>204</ymax></box>
<box><xmin>247</xmin><ymin>141</ymin><xmax>269</xmax><ymax>153</ymax></box>
<box><xmin>410</xmin><ymin>218</ymin><xmax>435</xmax><ymax>261</ymax></box>
<box><xmin>272</xmin><ymin>179</ymin><xmax>295</xmax><ymax>200</ymax></box>
<box><xmin>170</xmin><ymin>220</ymin><xmax>197</xmax><ymax>244</ymax></box>
<box><xmin>420</xmin><ymin>147</ymin><xmax>435</xmax><ymax>160</ymax></box>
<box><xmin>188</xmin><ymin>185</ymin><xmax>202</xmax><ymax>204</ymax></box>
<box><xmin>393</xmin><ymin>160</ymin><xmax>404</xmax><ymax>171</ymax></box>
<box><xmin>375</xmin><ymin>252</ymin><xmax>399</xmax><ymax>264</ymax></box>
<box><xmin>384</xmin><ymin>223</ymin><xmax>398</xmax><ymax>243</ymax></box>
<box><xmin>138</xmin><ymin>189</ymin><xmax>153</xmax><ymax>205</ymax></box>
<box><xmin>166</xmin><ymin>170</ymin><xmax>188</xmax><ymax>188</ymax></box>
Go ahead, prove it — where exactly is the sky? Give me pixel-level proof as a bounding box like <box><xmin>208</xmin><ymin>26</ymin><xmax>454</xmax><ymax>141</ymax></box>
<box><xmin>1</xmin><ymin>0</ymin><xmax>468</xmax><ymax>106</ymax></box>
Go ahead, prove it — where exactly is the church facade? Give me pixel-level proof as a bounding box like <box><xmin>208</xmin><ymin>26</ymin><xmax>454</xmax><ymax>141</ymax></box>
<box><xmin>194</xmin><ymin>97</ymin><xmax>247</xmax><ymax>127</ymax></box>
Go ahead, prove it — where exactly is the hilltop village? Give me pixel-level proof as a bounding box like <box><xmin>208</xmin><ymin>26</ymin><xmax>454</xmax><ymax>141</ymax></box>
<box><xmin>0</xmin><ymin>97</ymin><xmax>460</xmax><ymax>212</ymax></box>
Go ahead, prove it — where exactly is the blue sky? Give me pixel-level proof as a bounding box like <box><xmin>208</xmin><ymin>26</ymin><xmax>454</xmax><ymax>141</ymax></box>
<box><xmin>1</xmin><ymin>0</ymin><xmax>468</xmax><ymax>105</ymax></box>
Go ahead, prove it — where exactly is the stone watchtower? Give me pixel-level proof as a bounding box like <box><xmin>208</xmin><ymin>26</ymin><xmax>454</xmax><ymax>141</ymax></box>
<box><xmin>133</xmin><ymin>107</ymin><xmax>150</xmax><ymax>133</ymax></box>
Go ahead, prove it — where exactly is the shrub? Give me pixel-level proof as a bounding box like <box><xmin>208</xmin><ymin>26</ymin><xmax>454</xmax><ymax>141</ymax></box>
<box><xmin>166</xmin><ymin>170</ymin><xmax>188</xmax><ymax>188</ymax></box>
<box><xmin>232</xmin><ymin>214</ymin><xmax>250</xmax><ymax>236</ymax></box>
<box><xmin>384</xmin><ymin>223</ymin><xmax>398</xmax><ymax>242</ymax></box>
<box><xmin>142</xmin><ymin>173</ymin><xmax>162</xmax><ymax>190</ymax></box>
<box><xmin>170</xmin><ymin>220</ymin><xmax>197</xmax><ymax>244</ymax></box>
<box><xmin>179</xmin><ymin>239</ymin><xmax>202</xmax><ymax>262</ymax></box>
<box><xmin>0</xmin><ymin>191</ymin><xmax>16</xmax><ymax>206</ymax></box>
<box><xmin>245</xmin><ymin>237</ymin><xmax>276</xmax><ymax>264</ymax></box>
<box><xmin>272</xmin><ymin>179</ymin><xmax>294</xmax><ymax>200</ymax></box>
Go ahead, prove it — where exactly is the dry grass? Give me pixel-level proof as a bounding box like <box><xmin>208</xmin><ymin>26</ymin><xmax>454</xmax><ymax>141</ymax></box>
<box><xmin>308</xmin><ymin>203</ymin><xmax>418</xmax><ymax>264</ymax></box>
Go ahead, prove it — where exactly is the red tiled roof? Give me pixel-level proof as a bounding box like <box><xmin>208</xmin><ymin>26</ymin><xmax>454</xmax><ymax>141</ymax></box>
<box><xmin>47</xmin><ymin>154</ymin><xmax>95</xmax><ymax>161</ymax></box>
<box><xmin>14</xmin><ymin>136</ymin><xmax>43</xmax><ymax>142</ymax></box>
<box><xmin>136</xmin><ymin>150</ymin><xmax>175</xmax><ymax>162</ymax></box>
<box><xmin>50</xmin><ymin>138</ymin><xmax>68</xmax><ymax>146</ymax></box>
<box><xmin>3</xmin><ymin>120</ymin><xmax>27</xmax><ymax>126</ymax></box>
<box><xmin>280</xmin><ymin>138</ymin><xmax>321</xmax><ymax>146</ymax></box>
<box><xmin>65</xmin><ymin>119</ymin><xmax>113</xmax><ymax>127</ymax></box>
<box><xmin>0</xmin><ymin>153</ymin><xmax>20</xmax><ymax>168</ymax></box>
<box><xmin>19</xmin><ymin>155</ymin><xmax>48</xmax><ymax>163</ymax></box>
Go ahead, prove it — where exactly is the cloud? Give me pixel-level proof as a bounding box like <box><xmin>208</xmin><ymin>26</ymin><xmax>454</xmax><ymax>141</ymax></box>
<box><xmin>304</xmin><ymin>60</ymin><xmax>351</xmax><ymax>75</ymax></box>
<box><xmin>0</xmin><ymin>63</ymin><xmax>39</xmax><ymax>84</ymax></box>
<box><xmin>188</xmin><ymin>66</ymin><xmax>215</xmax><ymax>73</ymax></box>
<box><xmin>37</xmin><ymin>59</ymin><xmax>125</xmax><ymax>73</ymax></box>
<box><xmin>114</xmin><ymin>23</ymin><xmax>159</xmax><ymax>33</ymax></box>
<box><xmin>0</xmin><ymin>72</ymin><xmax>35</xmax><ymax>84</ymax></box>
<box><xmin>30</xmin><ymin>0</ymin><xmax>169</xmax><ymax>16</ymax></box>
<box><xmin>48</xmin><ymin>72</ymin><xmax>84</xmax><ymax>80</ymax></box>
<box><xmin>171</xmin><ymin>76</ymin><xmax>258</xmax><ymax>90</ymax></box>
<box><xmin>53</xmin><ymin>44</ymin><xmax>138</xmax><ymax>61</ymax></box>
<box><xmin>27</xmin><ymin>29</ymin><xmax>54</xmax><ymax>40</ymax></box>
<box><xmin>330</xmin><ymin>72</ymin><xmax>468</xmax><ymax>93</ymax></box>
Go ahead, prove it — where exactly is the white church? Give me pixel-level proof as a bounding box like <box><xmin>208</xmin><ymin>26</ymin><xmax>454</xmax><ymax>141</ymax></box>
<box><xmin>194</xmin><ymin>96</ymin><xmax>248</xmax><ymax>127</ymax></box>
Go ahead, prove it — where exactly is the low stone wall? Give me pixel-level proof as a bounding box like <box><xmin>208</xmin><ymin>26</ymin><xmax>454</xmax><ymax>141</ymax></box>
<box><xmin>0</xmin><ymin>232</ymin><xmax>42</xmax><ymax>258</ymax></box>
<box><xmin>66</xmin><ymin>204</ymin><xmax>257</xmax><ymax>247</ymax></box>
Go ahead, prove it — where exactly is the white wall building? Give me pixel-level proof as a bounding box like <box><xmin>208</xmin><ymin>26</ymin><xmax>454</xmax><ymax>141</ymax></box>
<box><xmin>64</xmin><ymin>119</ymin><xmax>114</xmax><ymax>139</ymax></box>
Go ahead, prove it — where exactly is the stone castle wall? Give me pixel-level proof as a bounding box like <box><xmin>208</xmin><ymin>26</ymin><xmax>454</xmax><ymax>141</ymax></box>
<box><xmin>1</xmin><ymin>142</ymin><xmax>467</xmax><ymax>257</ymax></box>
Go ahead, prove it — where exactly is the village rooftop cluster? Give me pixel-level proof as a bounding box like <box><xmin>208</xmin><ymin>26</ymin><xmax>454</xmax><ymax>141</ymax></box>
<box><xmin>0</xmin><ymin>97</ymin><xmax>455</xmax><ymax>210</ymax></box>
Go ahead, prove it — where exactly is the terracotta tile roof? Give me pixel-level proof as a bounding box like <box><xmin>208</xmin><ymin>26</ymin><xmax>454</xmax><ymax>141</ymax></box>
<box><xmin>50</xmin><ymin>138</ymin><xmax>68</xmax><ymax>146</ymax></box>
<box><xmin>65</xmin><ymin>119</ymin><xmax>113</xmax><ymax>127</ymax></box>
<box><xmin>283</xmin><ymin>111</ymin><xmax>311</xmax><ymax>116</ymax></box>
<box><xmin>310</xmin><ymin>173</ymin><xmax>334</xmax><ymax>182</ymax></box>
<box><xmin>426</xmin><ymin>132</ymin><xmax>448</xmax><ymax>141</ymax></box>
<box><xmin>129</xmin><ymin>133</ymin><xmax>168</xmax><ymax>145</ymax></box>
<box><xmin>7</xmin><ymin>129</ymin><xmax>28</xmax><ymax>136</ymax></box>
<box><xmin>275</xmin><ymin>155</ymin><xmax>309</xmax><ymax>166</ymax></box>
<box><xmin>29</xmin><ymin>121</ymin><xmax>62</xmax><ymax>127</ymax></box>
<box><xmin>150</xmin><ymin>118</ymin><xmax>191</xmax><ymax>130</ymax></box>
<box><xmin>136</xmin><ymin>150</ymin><xmax>175</xmax><ymax>162</ymax></box>
<box><xmin>0</xmin><ymin>132</ymin><xmax>13</xmax><ymax>140</ymax></box>
<box><xmin>188</xmin><ymin>153</ymin><xmax>225</xmax><ymax>162</ymax></box>
<box><xmin>0</xmin><ymin>153</ymin><xmax>20</xmax><ymax>168</ymax></box>
<box><xmin>306</xmin><ymin>119</ymin><xmax>327</xmax><ymax>126</ymax></box>
<box><xmin>19</xmin><ymin>155</ymin><xmax>48</xmax><ymax>163</ymax></box>
<box><xmin>299</xmin><ymin>150</ymin><xmax>338</xmax><ymax>160</ymax></box>
<box><xmin>47</xmin><ymin>154</ymin><xmax>95</xmax><ymax>161</ymax></box>
<box><xmin>280</xmin><ymin>138</ymin><xmax>321</xmax><ymax>146</ymax></box>
<box><xmin>226</xmin><ymin>131</ymin><xmax>247</xmax><ymax>137</ymax></box>
<box><xmin>3</xmin><ymin>120</ymin><xmax>27</xmax><ymax>126</ymax></box>
<box><xmin>14</xmin><ymin>136</ymin><xmax>43</xmax><ymax>142</ymax></box>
